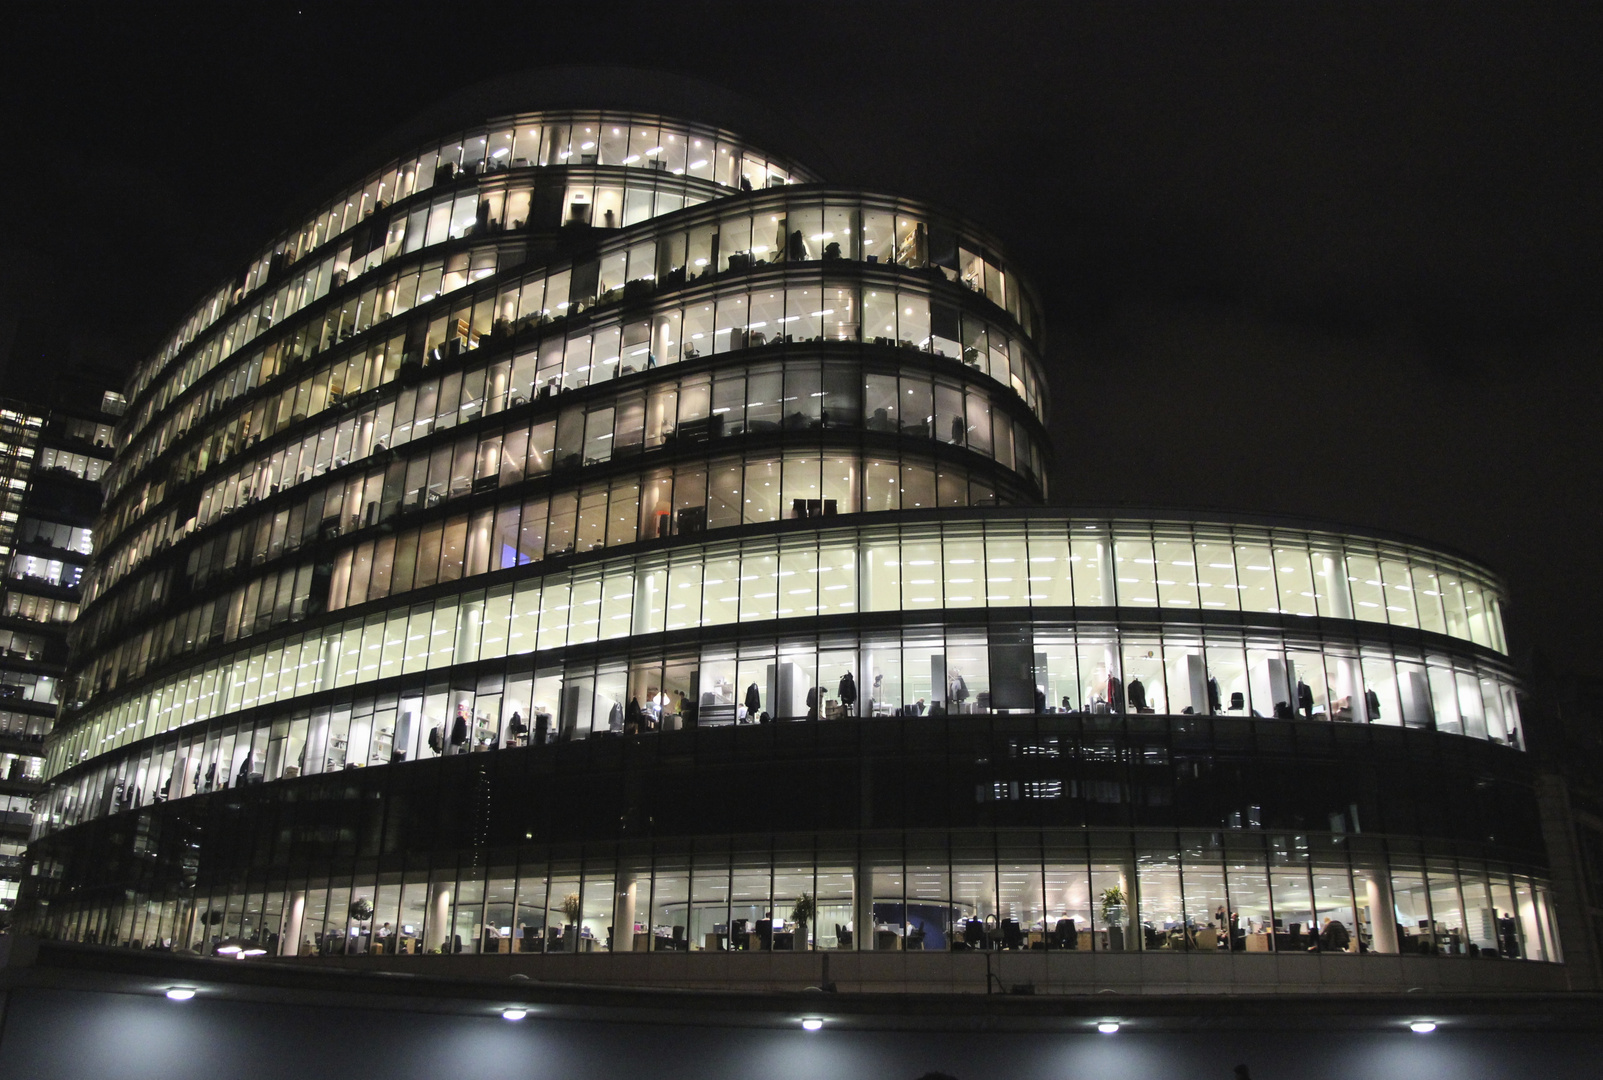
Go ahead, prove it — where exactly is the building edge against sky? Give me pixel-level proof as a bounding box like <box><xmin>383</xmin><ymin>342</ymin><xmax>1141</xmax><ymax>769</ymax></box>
<box><xmin>14</xmin><ymin>72</ymin><xmax>1585</xmax><ymax>994</ymax></box>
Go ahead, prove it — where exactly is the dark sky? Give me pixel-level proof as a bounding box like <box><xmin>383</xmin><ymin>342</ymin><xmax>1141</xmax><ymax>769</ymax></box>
<box><xmin>3</xmin><ymin>2</ymin><xmax>1599</xmax><ymax>683</ymax></box>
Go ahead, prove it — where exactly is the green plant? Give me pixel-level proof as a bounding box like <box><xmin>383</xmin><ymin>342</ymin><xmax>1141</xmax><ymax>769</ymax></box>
<box><xmin>1099</xmin><ymin>886</ymin><xmax>1126</xmax><ymax>926</ymax></box>
<box><xmin>790</xmin><ymin>892</ymin><xmax>816</xmax><ymax>932</ymax></box>
<box><xmin>348</xmin><ymin>897</ymin><xmax>374</xmax><ymax>925</ymax></box>
<box><xmin>562</xmin><ymin>892</ymin><xmax>582</xmax><ymax>925</ymax></box>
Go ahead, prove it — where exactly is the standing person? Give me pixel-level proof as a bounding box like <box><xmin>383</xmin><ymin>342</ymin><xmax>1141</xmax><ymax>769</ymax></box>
<box><xmin>1498</xmin><ymin>911</ymin><xmax>1521</xmax><ymax>957</ymax></box>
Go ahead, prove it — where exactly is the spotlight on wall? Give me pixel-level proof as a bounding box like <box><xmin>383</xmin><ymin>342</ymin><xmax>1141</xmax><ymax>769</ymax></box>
<box><xmin>801</xmin><ymin>1018</ymin><xmax>824</xmax><ymax>1031</ymax></box>
<box><xmin>502</xmin><ymin>1007</ymin><xmax>528</xmax><ymax>1021</ymax></box>
<box><xmin>1410</xmin><ymin>1021</ymin><xmax>1438</xmax><ymax>1034</ymax></box>
<box><xmin>164</xmin><ymin>987</ymin><xmax>196</xmax><ymax>1001</ymax></box>
<box><xmin>1097</xmin><ymin>1021</ymin><xmax>1121</xmax><ymax>1034</ymax></box>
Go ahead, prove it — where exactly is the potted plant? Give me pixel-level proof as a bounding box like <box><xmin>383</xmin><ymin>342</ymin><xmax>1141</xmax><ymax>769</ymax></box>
<box><xmin>1100</xmin><ymin>886</ymin><xmax>1127</xmax><ymax>951</ymax></box>
<box><xmin>197</xmin><ymin>909</ymin><xmax>225</xmax><ymax>953</ymax></box>
<box><xmin>561</xmin><ymin>892</ymin><xmax>582</xmax><ymax>952</ymax></box>
<box><xmin>348</xmin><ymin>897</ymin><xmax>373</xmax><ymax>952</ymax></box>
<box><xmin>790</xmin><ymin>892</ymin><xmax>816</xmax><ymax>950</ymax></box>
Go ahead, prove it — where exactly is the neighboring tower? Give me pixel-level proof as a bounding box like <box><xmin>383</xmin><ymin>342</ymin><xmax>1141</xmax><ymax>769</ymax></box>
<box><xmin>0</xmin><ymin>390</ymin><xmax>119</xmax><ymax>911</ymax></box>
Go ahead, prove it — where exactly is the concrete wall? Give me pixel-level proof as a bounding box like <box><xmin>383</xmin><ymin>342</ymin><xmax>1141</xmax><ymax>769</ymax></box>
<box><xmin>305</xmin><ymin>947</ymin><xmax>1578</xmax><ymax>995</ymax></box>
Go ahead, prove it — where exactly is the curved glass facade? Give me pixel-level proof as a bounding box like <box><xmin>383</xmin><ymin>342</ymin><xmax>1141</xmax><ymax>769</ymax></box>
<box><xmin>49</xmin><ymin>513</ymin><xmax>1520</xmax><ymax>794</ymax></box>
<box><xmin>24</xmin><ymin>98</ymin><xmax>1553</xmax><ymax>979</ymax></box>
<box><xmin>25</xmin><ymin>717</ymin><xmax>1558</xmax><ymax>964</ymax></box>
<box><xmin>119</xmin><ymin>111</ymin><xmax>822</xmax><ymax>415</ymax></box>
<box><xmin>105</xmin><ymin>187</ymin><xmax>1043</xmax><ymax>526</ymax></box>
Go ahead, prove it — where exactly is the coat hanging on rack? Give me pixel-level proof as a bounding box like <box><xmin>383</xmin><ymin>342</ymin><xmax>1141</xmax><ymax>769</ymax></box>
<box><xmin>449</xmin><ymin>709</ymin><xmax>468</xmax><ymax>747</ymax></box>
<box><xmin>1107</xmin><ymin>675</ymin><xmax>1125</xmax><ymax>714</ymax></box>
<box><xmin>608</xmin><ymin>701</ymin><xmax>624</xmax><ymax>732</ymax></box>
<box><xmin>1297</xmin><ymin>680</ymin><xmax>1314</xmax><ymax>717</ymax></box>
<box><xmin>1128</xmin><ymin>678</ymin><xmax>1148</xmax><ymax>711</ymax></box>
<box><xmin>838</xmin><ymin>673</ymin><xmax>857</xmax><ymax>707</ymax></box>
<box><xmin>949</xmin><ymin>672</ymin><xmax>969</xmax><ymax>702</ymax></box>
<box><xmin>745</xmin><ymin>683</ymin><xmax>761</xmax><ymax>715</ymax></box>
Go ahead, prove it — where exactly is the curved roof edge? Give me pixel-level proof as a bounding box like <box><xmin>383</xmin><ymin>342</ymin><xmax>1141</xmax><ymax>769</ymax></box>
<box><xmin>300</xmin><ymin>67</ymin><xmax>836</xmax><ymax>220</ymax></box>
<box><xmin>1034</xmin><ymin>503</ymin><xmax>1506</xmax><ymax>583</ymax></box>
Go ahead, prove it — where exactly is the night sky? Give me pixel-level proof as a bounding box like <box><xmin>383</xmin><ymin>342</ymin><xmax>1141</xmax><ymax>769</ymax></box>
<box><xmin>3</xmin><ymin>3</ymin><xmax>1599</xmax><ymax>689</ymax></box>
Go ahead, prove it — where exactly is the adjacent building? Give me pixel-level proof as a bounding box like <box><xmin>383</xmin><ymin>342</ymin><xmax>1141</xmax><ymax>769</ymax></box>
<box><xmin>0</xmin><ymin>392</ymin><xmax>119</xmax><ymax>911</ymax></box>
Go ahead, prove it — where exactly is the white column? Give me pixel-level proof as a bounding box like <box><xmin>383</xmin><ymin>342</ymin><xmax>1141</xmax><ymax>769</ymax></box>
<box><xmin>1365</xmin><ymin>874</ymin><xmax>1398</xmax><ymax>954</ymax></box>
<box><xmin>1120</xmin><ymin>862</ymin><xmax>1139</xmax><ymax>951</ymax></box>
<box><xmin>1322</xmin><ymin>554</ymin><xmax>1354</xmax><ymax>620</ymax></box>
<box><xmin>1097</xmin><ymin>540</ymin><xmax>1116</xmax><ymax>604</ymax></box>
<box><xmin>318</xmin><ymin>637</ymin><xmax>338</xmax><ymax>692</ymax></box>
<box><xmin>455</xmin><ymin>601</ymin><xmax>482</xmax><ymax>665</ymax></box>
<box><xmin>853</xmin><ymin>856</ymin><xmax>874</xmax><ymax>951</ymax></box>
<box><xmin>614</xmin><ymin>876</ymin><xmax>640</xmax><ymax>951</ymax></box>
<box><xmin>282</xmin><ymin>891</ymin><xmax>306</xmax><ymax>956</ymax></box>
<box><xmin>424</xmin><ymin>885</ymin><xmax>452</xmax><ymax>953</ymax></box>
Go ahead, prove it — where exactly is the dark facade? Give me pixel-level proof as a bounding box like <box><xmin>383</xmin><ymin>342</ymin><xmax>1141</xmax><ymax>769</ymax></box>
<box><xmin>18</xmin><ymin>91</ymin><xmax>1563</xmax><ymax>993</ymax></box>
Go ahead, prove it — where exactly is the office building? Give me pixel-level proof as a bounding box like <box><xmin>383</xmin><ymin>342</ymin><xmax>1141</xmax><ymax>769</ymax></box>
<box><xmin>17</xmin><ymin>78</ymin><xmax>1563</xmax><ymax>995</ymax></box>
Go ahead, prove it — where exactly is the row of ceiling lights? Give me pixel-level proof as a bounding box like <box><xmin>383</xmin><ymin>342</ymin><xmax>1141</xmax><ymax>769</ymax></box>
<box><xmin>159</xmin><ymin>989</ymin><xmax>1439</xmax><ymax>1033</ymax></box>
